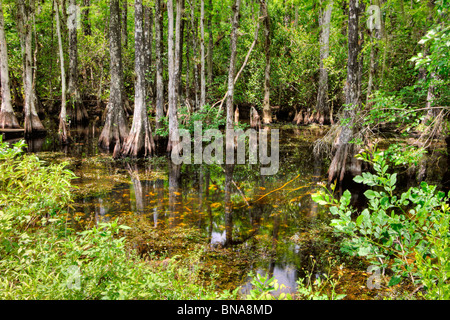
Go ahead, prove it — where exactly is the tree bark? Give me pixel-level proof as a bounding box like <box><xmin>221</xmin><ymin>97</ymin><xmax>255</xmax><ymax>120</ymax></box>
<box><xmin>98</xmin><ymin>0</ymin><xmax>129</xmax><ymax>153</ymax></box>
<box><xmin>121</xmin><ymin>0</ymin><xmax>127</xmax><ymax>48</ymax></box>
<box><xmin>68</xmin><ymin>0</ymin><xmax>88</xmax><ymax>124</ymax></box>
<box><xmin>226</xmin><ymin>0</ymin><xmax>241</xmax><ymax>133</ymax></box>
<box><xmin>207</xmin><ymin>0</ymin><xmax>213</xmax><ymax>96</ymax></box>
<box><xmin>199</xmin><ymin>0</ymin><xmax>206</xmax><ymax>108</ymax></box>
<box><xmin>144</xmin><ymin>6</ymin><xmax>153</xmax><ymax>98</ymax></box>
<box><xmin>120</xmin><ymin>0</ymin><xmax>155</xmax><ymax>158</ymax></box>
<box><xmin>0</xmin><ymin>0</ymin><xmax>20</xmax><ymax>129</ymax></box>
<box><xmin>155</xmin><ymin>0</ymin><xmax>164</xmax><ymax>143</ymax></box>
<box><xmin>261</xmin><ymin>0</ymin><xmax>271</xmax><ymax>124</ymax></box>
<box><xmin>316</xmin><ymin>0</ymin><xmax>333</xmax><ymax>125</ymax></box>
<box><xmin>55</xmin><ymin>0</ymin><xmax>70</xmax><ymax>144</ymax></box>
<box><xmin>174</xmin><ymin>0</ymin><xmax>184</xmax><ymax>102</ymax></box>
<box><xmin>328</xmin><ymin>0</ymin><xmax>361</xmax><ymax>184</ymax></box>
<box><xmin>18</xmin><ymin>0</ymin><xmax>45</xmax><ymax>136</ymax></box>
<box><xmin>166</xmin><ymin>0</ymin><xmax>181</xmax><ymax>155</ymax></box>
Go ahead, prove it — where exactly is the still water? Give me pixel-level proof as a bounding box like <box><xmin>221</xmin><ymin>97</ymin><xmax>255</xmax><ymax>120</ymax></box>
<box><xmin>20</xmin><ymin>123</ymin><xmax>344</xmax><ymax>295</ymax></box>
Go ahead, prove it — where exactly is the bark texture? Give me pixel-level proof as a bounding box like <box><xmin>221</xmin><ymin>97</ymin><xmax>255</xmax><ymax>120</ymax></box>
<box><xmin>328</xmin><ymin>0</ymin><xmax>361</xmax><ymax>184</ymax></box>
<box><xmin>166</xmin><ymin>0</ymin><xmax>181</xmax><ymax>155</ymax></box>
<box><xmin>261</xmin><ymin>0</ymin><xmax>272</xmax><ymax>124</ymax></box>
<box><xmin>68</xmin><ymin>0</ymin><xmax>88</xmax><ymax>124</ymax></box>
<box><xmin>0</xmin><ymin>0</ymin><xmax>20</xmax><ymax>128</ymax></box>
<box><xmin>120</xmin><ymin>0</ymin><xmax>155</xmax><ymax>158</ymax></box>
<box><xmin>98</xmin><ymin>0</ymin><xmax>129</xmax><ymax>152</ymax></box>
<box><xmin>154</xmin><ymin>0</ymin><xmax>164</xmax><ymax>142</ymax></box>
<box><xmin>18</xmin><ymin>0</ymin><xmax>45</xmax><ymax>136</ymax></box>
<box><xmin>55</xmin><ymin>0</ymin><xmax>70</xmax><ymax>144</ymax></box>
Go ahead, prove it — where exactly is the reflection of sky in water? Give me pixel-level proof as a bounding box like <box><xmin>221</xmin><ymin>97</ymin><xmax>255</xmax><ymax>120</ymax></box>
<box><xmin>210</xmin><ymin>222</ymin><xmax>226</xmax><ymax>245</ymax></box>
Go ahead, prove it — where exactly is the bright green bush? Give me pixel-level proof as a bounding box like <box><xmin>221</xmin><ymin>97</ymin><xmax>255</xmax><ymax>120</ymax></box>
<box><xmin>312</xmin><ymin>147</ymin><xmax>450</xmax><ymax>291</ymax></box>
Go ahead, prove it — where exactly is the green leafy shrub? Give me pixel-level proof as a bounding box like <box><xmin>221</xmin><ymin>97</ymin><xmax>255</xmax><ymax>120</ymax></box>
<box><xmin>312</xmin><ymin>148</ymin><xmax>450</xmax><ymax>289</ymax></box>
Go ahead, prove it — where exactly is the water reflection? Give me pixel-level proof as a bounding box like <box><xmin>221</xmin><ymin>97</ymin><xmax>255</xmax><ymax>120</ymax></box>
<box><xmin>26</xmin><ymin>123</ymin><xmax>338</xmax><ymax>295</ymax></box>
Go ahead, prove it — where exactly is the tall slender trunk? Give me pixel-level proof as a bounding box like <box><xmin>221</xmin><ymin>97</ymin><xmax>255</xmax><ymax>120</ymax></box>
<box><xmin>357</xmin><ymin>2</ymin><xmax>365</xmax><ymax>106</ymax></box>
<box><xmin>261</xmin><ymin>0</ymin><xmax>271</xmax><ymax>124</ymax></box>
<box><xmin>155</xmin><ymin>0</ymin><xmax>164</xmax><ymax>143</ymax></box>
<box><xmin>98</xmin><ymin>0</ymin><xmax>129</xmax><ymax>154</ymax></box>
<box><xmin>207</xmin><ymin>0</ymin><xmax>213</xmax><ymax>97</ymax></box>
<box><xmin>0</xmin><ymin>0</ymin><xmax>20</xmax><ymax>128</ymax></box>
<box><xmin>167</xmin><ymin>0</ymin><xmax>181</xmax><ymax>155</ymax></box>
<box><xmin>68</xmin><ymin>0</ymin><xmax>88</xmax><ymax>124</ymax></box>
<box><xmin>174</xmin><ymin>0</ymin><xmax>184</xmax><ymax>102</ymax></box>
<box><xmin>199</xmin><ymin>0</ymin><xmax>206</xmax><ymax>108</ymax></box>
<box><xmin>144</xmin><ymin>6</ymin><xmax>153</xmax><ymax>98</ymax></box>
<box><xmin>55</xmin><ymin>0</ymin><xmax>70</xmax><ymax>144</ymax></box>
<box><xmin>328</xmin><ymin>0</ymin><xmax>361</xmax><ymax>184</ymax></box>
<box><xmin>120</xmin><ymin>0</ymin><xmax>155</xmax><ymax>158</ymax></box>
<box><xmin>18</xmin><ymin>0</ymin><xmax>45</xmax><ymax>136</ymax></box>
<box><xmin>121</xmin><ymin>0</ymin><xmax>127</xmax><ymax>48</ymax></box>
<box><xmin>226</xmin><ymin>0</ymin><xmax>241</xmax><ymax>131</ymax></box>
<box><xmin>316</xmin><ymin>0</ymin><xmax>333</xmax><ymax>125</ymax></box>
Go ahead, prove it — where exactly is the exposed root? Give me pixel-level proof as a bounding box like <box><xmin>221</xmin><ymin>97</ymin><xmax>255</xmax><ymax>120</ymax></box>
<box><xmin>250</xmin><ymin>106</ymin><xmax>261</xmax><ymax>130</ymax></box>
<box><xmin>0</xmin><ymin>111</ymin><xmax>20</xmax><ymax>129</ymax></box>
<box><xmin>58</xmin><ymin>117</ymin><xmax>71</xmax><ymax>145</ymax></box>
<box><xmin>24</xmin><ymin>113</ymin><xmax>46</xmax><ymax>137</ymax></box>
<box><xmin>120</xmin><ymin>121</ymin><xmax>156</xmax><ymax>158</ymax></box>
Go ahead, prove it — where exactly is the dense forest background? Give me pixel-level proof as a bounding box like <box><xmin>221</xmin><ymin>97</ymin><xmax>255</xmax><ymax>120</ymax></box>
<box><xmin>0</xmin><ymin>0</ymin><xmax>449</xmax><ymax>182</ymax></box>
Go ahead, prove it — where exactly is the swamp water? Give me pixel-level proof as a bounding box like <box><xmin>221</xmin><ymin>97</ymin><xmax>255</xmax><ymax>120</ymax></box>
<box><xmin>17</xmin><ymin>123</ymin><xmax>449</xmax><ymax>299</ymax></box>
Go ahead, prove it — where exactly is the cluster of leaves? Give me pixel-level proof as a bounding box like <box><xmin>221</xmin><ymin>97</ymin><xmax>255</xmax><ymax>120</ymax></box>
<box><xmin>312</xmin><ymin>148</ymin><xmax>450</xmax><ymax>291</ymax></box>
<box><xmin>244</xmin><ymin>272</ymin><xmax>292</xmax><ymax>300</ymax></box>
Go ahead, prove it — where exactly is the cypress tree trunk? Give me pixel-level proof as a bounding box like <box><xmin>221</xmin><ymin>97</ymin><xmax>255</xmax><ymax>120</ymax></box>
<box><xmin>316</xmin><ymin>0</ymin><xmax>333</xmax><ymax>125</ymax></box>
<box><xmin>154</xmin><ymin>0</ymin><xmax>164</xmax><ymax>143</ymax></box>
<box><xmin>120</xmin><ymin>0</ymin><xmax>155</xmax><ymax>158</ymax></box>
<box><xmin>166</xmin><ymin>0</ymin><xmax>181</xmax><ymax>155</ymax></box>
<box><xmin>199</xmin><ymin>0</ymin><xmax>206</xmax><ymax>108</ymax></box>
<box><xmin>226</xmin><ymin>0</ymin><xmax>241</xmax><ymax>133</ymax></box>
<box><xmin>55</xmin><ymin>0</ymin><xmax>70</xmax><ymax>144</ymax></box>
<box><xmin>144</xmin><ymin>6</ymin><xmax>153</xmax><ymax>98</ymax></box>
<box><xmin>18</xmin><ymin>0</ymin><xmax>45</xmax><ymax>136</ymax></box>
<box><xmin>121</xmin><ymin>0</ymin><xmax>127</xmax><ymax>48</ymax></box>
<box><xmin>98</xmin><ymin>0</ymin><xmax>129</xmax><ymax>154</ymax></box>
<box><xmin>174</xmin><ymin>0</ymin><xmax>184</xmax><ymax>103</ymax></box>
<box><xmin>327</xmin><ymin>0</ymin><xmax>361</xmax><ymax>184</ymax></box>
<box><xmin>68</xmin><ymin>0</ymin><xmax>88</xmax><ymax>124</ymax></box>
<box><xmin>207</xmin><ymin>0</ymin><xmax>213</xmax><ymax>96</ymax></box>
<box><xmin>261</xmin><ymin>0</ymin><xmax>271</xmax><ymax>124</ymax></box>
<box><xmin>0</xmin><ymin>0</ymin><xmax>20</xmax><ymax>129</ymax></box>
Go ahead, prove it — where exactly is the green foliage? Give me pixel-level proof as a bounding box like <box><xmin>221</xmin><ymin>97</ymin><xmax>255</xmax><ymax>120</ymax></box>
<box><xmin>0</xmin><ymin>139</ymin><xmax>226</xmax><ymax>299</ymax></box>
<box><xmin>312</xmin><ymin>148</ymin><xmax>450</xmax><ymax>288</ymax></box>
<box><xmin>0</xmin><ymin>137</ymin><xmax>76</xmax><ymax>232</ymax></box>
<box><xmin>245</xmin><ymin>272</ymin><xmax>292</xmax><ymax>300</ymax></box>
<box><xmin>415</xmin><ymin>210</ymin><xmax>450</xmax><ymax>299</ymax></box>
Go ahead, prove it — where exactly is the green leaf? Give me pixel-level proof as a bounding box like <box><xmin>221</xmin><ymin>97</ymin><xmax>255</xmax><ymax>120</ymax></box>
<box><xmin>388</xmin><ymin>276</ymin><xmax>402</xmax><ymax>287</ymax></box>
<box><xmin>364</xmin><ymin>190</ymin><xmax>377</xmax><ymax>200</ymax></box>
<box><xmin>311</xmin><ymin>192</ymin><xmax>328</xmax><ymax>206</ymax></box>
<box><xmin>353</xmin><ymin>176</ymin><xmax>363</xmax><ymax>184</ymax></box>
